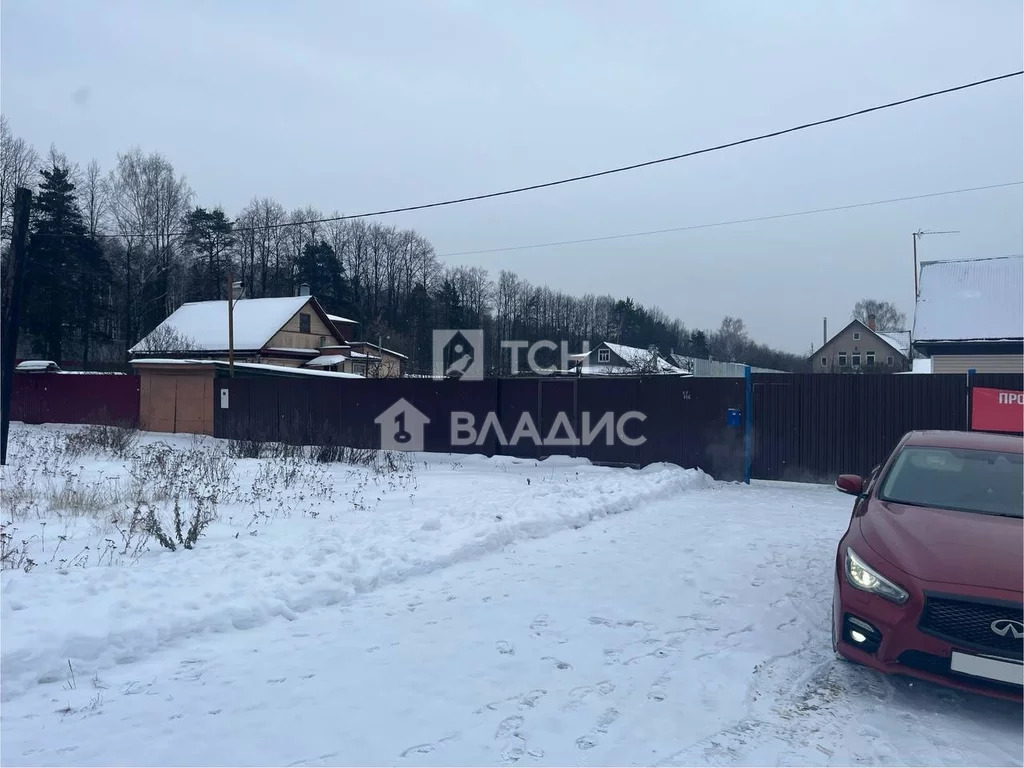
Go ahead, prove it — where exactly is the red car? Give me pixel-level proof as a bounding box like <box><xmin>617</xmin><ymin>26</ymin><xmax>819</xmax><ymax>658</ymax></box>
<box><xmin>832</xmin><ymin>429</ymin><xmax>1023</xmax><ymax>701</ymax></box>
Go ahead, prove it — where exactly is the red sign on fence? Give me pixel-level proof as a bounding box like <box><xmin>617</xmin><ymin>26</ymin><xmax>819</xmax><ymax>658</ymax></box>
<box><xmin>971</xmin><ymin>387</ymin><xmax>1024</xmax><ymax>434</ymax></box>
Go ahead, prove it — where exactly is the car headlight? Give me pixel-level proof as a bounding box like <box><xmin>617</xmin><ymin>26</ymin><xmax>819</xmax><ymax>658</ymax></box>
<box><xmin>845</xmin><ymin>547</ymin><xmax>909</xmax><ymax>604</ymax></box>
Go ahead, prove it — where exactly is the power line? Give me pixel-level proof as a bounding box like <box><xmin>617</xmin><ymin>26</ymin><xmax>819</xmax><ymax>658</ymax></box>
<box><xmin>21</xmin><ymin>180</ymin><xmax>1024</xmax><ymax>273</ymax></box>
<box><xmin>42</xmin><ymin>69</ymin><xmax>1024</xmax><ymax>240</ymax></box>
<box><xmin>435</xmin><ymin>181</ymin><xmax>1024</xmax><ymax>257</ymax></box>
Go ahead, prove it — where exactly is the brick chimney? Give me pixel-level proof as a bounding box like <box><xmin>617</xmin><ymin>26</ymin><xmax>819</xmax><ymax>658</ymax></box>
<box><xmin>867</xmin><ymin>313</ymin><xmax>877</xmax><ymax>331</ymax></box>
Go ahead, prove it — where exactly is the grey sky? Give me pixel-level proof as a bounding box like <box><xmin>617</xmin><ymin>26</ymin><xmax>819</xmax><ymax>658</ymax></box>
<box><xmin>2</xmin><ymin>0</ymin><xmax>1022</xmax><ymax>354</ymax></box>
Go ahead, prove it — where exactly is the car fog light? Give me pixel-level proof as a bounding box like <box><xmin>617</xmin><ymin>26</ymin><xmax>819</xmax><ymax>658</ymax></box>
<box><xmin>843</xmin><ymin>614</ymin><xmax>882</xmax><ymax>654</ymax></box>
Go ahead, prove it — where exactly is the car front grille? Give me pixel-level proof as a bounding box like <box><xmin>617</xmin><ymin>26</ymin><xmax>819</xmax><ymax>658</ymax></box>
<box><xmin>919</xmin><ymin>596</ymin><xmax>1024</xmax><ymax>660</ymax></box>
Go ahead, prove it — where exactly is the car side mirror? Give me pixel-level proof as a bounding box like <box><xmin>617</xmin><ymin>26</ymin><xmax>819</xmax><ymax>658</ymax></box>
<box><xmin>835</xmin><ymin>474</ymin><xmax>865</xmax><ymax>496</ymax></box>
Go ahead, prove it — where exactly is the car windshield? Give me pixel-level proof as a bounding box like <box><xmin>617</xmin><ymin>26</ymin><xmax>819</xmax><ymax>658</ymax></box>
<box><xmin>879</xmin><ymin>445</ymin><xmax>1024</xmax><ymax>518</ymax></box>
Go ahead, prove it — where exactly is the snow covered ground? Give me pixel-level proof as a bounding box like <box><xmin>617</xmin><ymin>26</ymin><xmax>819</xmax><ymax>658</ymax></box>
<box><xmin>1</xmin><ymin>424</ymin><xmax>1021</xmax><ymax>766</ymax></box>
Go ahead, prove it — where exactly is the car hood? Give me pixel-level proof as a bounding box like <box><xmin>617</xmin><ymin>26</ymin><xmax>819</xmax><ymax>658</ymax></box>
<box><xmin>859</xmin><ymin>501</ymin><xmax>1023</xmax><ymax>590</ymax></box>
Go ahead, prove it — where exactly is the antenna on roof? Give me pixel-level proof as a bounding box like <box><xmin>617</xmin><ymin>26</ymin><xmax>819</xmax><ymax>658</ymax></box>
<box><xmin>912</xmin><ymin>229</ymin><xmax>959</xmax><ymax>297</ymax></box>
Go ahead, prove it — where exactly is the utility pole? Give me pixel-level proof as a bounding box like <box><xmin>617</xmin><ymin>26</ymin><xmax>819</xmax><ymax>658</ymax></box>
<box><xmin>1</xmin><ymin>187</ymin><xmax>33</xmax><ymax>465</ymax></box>
<box><xmin>913</xmin><ymin>229</ymin><xmax>959</xmax><ymax>297</ymax></box>
<box><xmin>227</xmin><ymin>266</ymin><xmax>235</xmax><ymax>378</ymax></box>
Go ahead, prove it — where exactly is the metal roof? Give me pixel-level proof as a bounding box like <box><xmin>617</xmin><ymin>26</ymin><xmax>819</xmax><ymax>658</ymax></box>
<box><xmin>913</xmin><ymin>255</ymin><xmax>1023</xmax><ymax>343</ymax></box>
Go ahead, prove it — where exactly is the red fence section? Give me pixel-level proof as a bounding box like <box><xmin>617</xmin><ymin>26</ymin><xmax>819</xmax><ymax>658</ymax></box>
<box><xmin>10</xmin><ymin>374</ymin><xmax>141</xmax><ymax>427</ymax></box>
<box><xmin>971</xmin><ymin>387</ymin><xmax>1024</xmax><ymax>434</ymax></box>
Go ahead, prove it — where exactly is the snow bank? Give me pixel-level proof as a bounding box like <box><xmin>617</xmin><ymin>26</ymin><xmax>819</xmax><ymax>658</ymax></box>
<box><xmin>0</xmin><ymin>426</ymin><xmax>712</xmax><ymax>702</ymax></box>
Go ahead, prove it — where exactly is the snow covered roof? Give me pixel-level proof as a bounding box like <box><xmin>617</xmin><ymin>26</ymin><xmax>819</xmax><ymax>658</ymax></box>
<box><xmin>576</xmin><ymin>342</ymin><xmax>685</xmax><ymax>374</ymax></box>
<box><xmin>15</xmin><ymin>360</ymin><xmax>61</xmax><ymax>372</ymax></box>
<box><xmin>306</xmin><ymin>354</ymin><xmax>348</xmax><ymax>367</ymax></box>
<box><xmin>349</xmin><ymin>342</ymin><xmax>409</xmax><ymax>360</ymax></box>
<box><xmin>130</xmin><ymin>296</ymin><xmax>327</xmax><ymax>353</ymax></box>
<box><xmin>130</xmin><ymin>358</ymin><xmax>364</xmax><ymax>379</ymax></box>
<box><xmin>914</xmin><ymin>255</ymin><xmax>1024</xmax><ymax>344</ymax></box>
<box><xmin>877</xmin><ymin>331</ymin><xmax>911</xmax><ymax>357</ymax></box>
<box><xmin>327</xmin><ymin>314</ymin><xmax>358</xmax><ymax>324</ymax></box>
<box><xmin>264</xmin><ymin>347</ymin><xmax>319</xmax><ymax>356</ymax></box>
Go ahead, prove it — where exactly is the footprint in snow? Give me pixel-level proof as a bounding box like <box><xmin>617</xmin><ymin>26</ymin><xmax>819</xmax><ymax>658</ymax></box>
<box><xmin>519</xmin><ymin>689</ymin><xmax>547</xmax><ymax>709</ymax></box>
<box><xmin>400</xmin><ymin>743</ymin><xmax>434</xmax><ymax>758</ymax></box>
<box><xmin>541</xmin><ymin>656</ymin><xmax>572</xmax><ymax>670</ymax></box>
<box><xmin>496</xmin><ymin>641</ymin><xmax>515</xmax><ymax>656</ymax></box>
<box><xmin>495</xmin><ymin>715</ymin><xmax>524</xmax><ymax>739</ymax></box>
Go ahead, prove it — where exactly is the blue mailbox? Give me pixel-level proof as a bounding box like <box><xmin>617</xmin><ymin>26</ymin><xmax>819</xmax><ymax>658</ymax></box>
<box><xmin>726</xmin><ymin>408</ymin><xmax>742</xmax><ymax>427</ymax></box>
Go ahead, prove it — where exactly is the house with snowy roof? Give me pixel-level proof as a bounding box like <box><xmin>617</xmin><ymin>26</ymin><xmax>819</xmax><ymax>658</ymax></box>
<box><xmin>809</xmin><ymin>316</ymin><xmax>912</xmax><ymax>374</ymax></box>
<box><xmin>568</xmin><ymin>342</ymin><xmax>686</xmax><ymax>376</ymax></box>
<box><xmin>912</xmin><ymin>255</ymin><xmax>1023</xmax><ymax>374</ymax></box>
<box><xmin>129</xmin><ymin>295</ymin><xmax>407</xmax><ymax>377</ymax></box>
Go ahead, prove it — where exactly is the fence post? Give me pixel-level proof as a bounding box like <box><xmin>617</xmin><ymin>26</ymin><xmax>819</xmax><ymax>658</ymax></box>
<box><xmin>966</xmin><ymin>368</ymin><xmax>976</xmax><ymax>430</ymax></box>
<box><xmin>744</xmin><ymin>365</ymin><xmax>752</xmax><ymax>484</ymax></box>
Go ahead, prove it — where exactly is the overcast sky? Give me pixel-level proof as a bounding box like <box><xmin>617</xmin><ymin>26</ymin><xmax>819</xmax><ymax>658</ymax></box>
<box><xmin>3</xmin><ymin>0</ymin><xmax>1022</xmax><ymax>354</ymax></box>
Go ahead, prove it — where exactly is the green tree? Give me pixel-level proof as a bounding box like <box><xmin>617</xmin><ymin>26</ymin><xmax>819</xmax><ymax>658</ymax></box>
<box><xmin>24</xmin><ymin>162</ymin><xmax>106</xmax><ymax>361</ymax></box>
<box><xmin>183</xmin><ymin>207</ymin><xmax>235</xmax><ymax>300</ymax></box>
<box><xmin>295</xmin><ymin>239</ymin><xmax>350</xmax><ymax>315</ymax></box>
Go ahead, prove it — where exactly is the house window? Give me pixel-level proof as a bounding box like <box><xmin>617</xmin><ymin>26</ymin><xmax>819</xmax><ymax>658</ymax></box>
<box><xmin>319</xmin><ymin>336</ymin><xmax>326</xmax><ymax>347</ymax></box>
<box><xmin>820</xmin><ymin>357</ymin><xmax>827</xmax><ymax>367</ymax></box>
<box><xmin>852</xmin><ymin>353</ymin><xmax>861</xmax><ymax>368</ymax></box>
<box><xmin>597</xmin><ymin>348</ymin><xmax>611</xmax><ymax>363</ymax></box>
<box><xmin>853</xmin><ymin>332</ymin><xmax>861</xmax><ymax>341</ymax></box>
<box><xmin>353</xmin><ymin>363</ymin><xmax>366</xmax><ymax>375</ymax></box>
<box><xmin>838</xmin><ymin>353</ymin><xmax>847</xmax><ymax>367</ymax></box>
<box><xmin>887</xmin><ymin>355</ymin><xmax>894</xmax><ymax>366</ymax></box>
<box><xmin>299</xmin><ymin>313</ymin><xmax>311</xmax><ymax>333</ymax></box>
<box><xmin>866</xmin><ymin>351</ymin><xmax>875</xmax><ymax>366</ymax></box>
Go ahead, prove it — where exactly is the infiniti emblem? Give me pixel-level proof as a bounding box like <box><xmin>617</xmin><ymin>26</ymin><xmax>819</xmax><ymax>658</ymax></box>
<box><xmin>990</xmin><ymin>619</ymin><xmax>1024</xmax><ymax>639</ymax></box>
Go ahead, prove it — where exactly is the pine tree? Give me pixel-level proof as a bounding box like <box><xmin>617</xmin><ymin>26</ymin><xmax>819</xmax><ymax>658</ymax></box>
<box><xmin>295</xmin><ymin>240</ymin><xmax>351</xmax><ymax>315</ymax></box>
<box><xmin>24</xmin><ymin>162</ymin><xmax>106</xmax><ymax>362</ymax></box>
<box><xmin>183</xmin><ymin>207</ymin><xmax>235</xmax><ymax>300</ymax></box>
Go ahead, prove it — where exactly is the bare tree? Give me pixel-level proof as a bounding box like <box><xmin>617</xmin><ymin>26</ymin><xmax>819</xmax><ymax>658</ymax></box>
<box><xmin>0</xmin><ymin>115</ymin><xmax>39</xmax><ymax>242</ymax></box>
<box><xmin>104</xmin><ymin>149</ymin><xmax>193</xmax><ymax>352</ymax></box>
<box><xmin>708</xmin><ymin>316</ymin><xmax>749</xmax><ymax>362</ymax></box>
<box><xmin>80</xmin><ymin>159</ymin><xmax>106</xmax><ymax>237</ymax></box>
<box><xmin>852</xmin><ymin>299</ymin><xmax>906</xmax><ymax>331</ymax></box>
<box><xmin>131</xmin><ymin>323</ymin><xmax>199</xmax><ymax>354</ymax></box>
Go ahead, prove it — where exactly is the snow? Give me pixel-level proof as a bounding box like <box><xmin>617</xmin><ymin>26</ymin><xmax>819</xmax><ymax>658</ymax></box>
<box><xmin>306</xmin><ymin>354</ymin><xmax>348</xmax><ymax>367</ymax></box>
<box><xmin>914</xmin><ymin>255</ymin><xmax>1024</xmax><ymax>343</ymax></box>
<box><xmin>575</xmin><ymin>344</ymin><xmax>685</xmax><ymax>375</ymax></box>
<box><xmin>878</xmin><ymin>330</ymin><xmax>912</xmax><ymax>357</ymax></box>
<box><xmin>15</xmin><ymin>361</ymin><xmax>61</xmax><ymax>372</ymax></box>
<box><xmin>1</xmin><ymin>424</ymin><xmax>1021</xmax><ymax>767</ymax></box>
<box><xmin>129</xmin><ymin>358</ymin><xmax>216</xmax><ymax>366</ymax></box>
<box><xmin>264</xmin><ymin>347</ymin><xmax>319</xmax><ymax>355</ymax></box>
<box><xmin>130</xmin><ymin>297</ymin><xmax>316</xmax><ymax>352</ymax></box>
<box><xmin>129</xmin><ymin>359</ymin><xmax>365</xmax><ymax>379</ymax></box>
<box><xmin>327</xmin><ymin>314</ymin><xmax>359</xmax><ymax>324</ymax></box>
<box><xmin>230</xmin><ymin>362</ymin><xmax>363</xmax><ymax>379</ymax></box>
